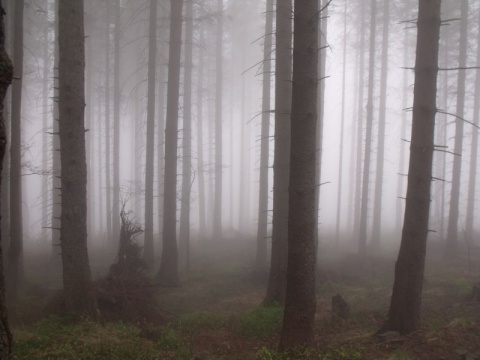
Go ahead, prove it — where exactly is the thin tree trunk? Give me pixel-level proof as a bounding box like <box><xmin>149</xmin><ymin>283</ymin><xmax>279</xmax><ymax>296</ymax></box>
<box><xmin>197</xmin><ymin>22</ymin><xmax>206</xmax><ymax>239</ymax></box>
<box><xmin>58</xmin><ymin>0</ymin><xmax>97</xmax><ymax>317</ymax></box>
<box><xmin>156</xmin><ymin>0</ymin><xmax>184</xmax><ymax>286</ymax></box>
<box><xmin>358</xmin><ymin>0</ymin><xmax>377</xmax><ymax>256</ymax></box>
<box><xmin>352</xmin><ymin>0</ymin><xmax>366</xmax><ymax>238</ymax></box>
<box><xmin>112</xmin><ymin>0</ymin><xmax>121</xmax><ymax>244</ymax></box>
<box><xmin>42</xmin><ymin>22</ymin><xmax>49</xmax><ymax>242</ymax></box>
<box><xmin>180</xmin><ymin>0</ymin><xmax>193</xmax><ymax>270</ymax></box>
<box><xmin>264</xmin><ymin>0</ymin><xmax>292</xmax><ymax>305</ymax></box>
<box><xmin>445</xmin><ymin>0</ymin><xmax>468</xmax><ymax>256</ymax></box>
<box><xmin>213</xmin><ymin>0</ymin><xmax>223</xmax><ymax>240</ymax></box>
<box><xmin>105</xmin><ymin>0</ymin><xmax>112</xmax><ymax>245</ymax></box>
<box><xmin>371</xmin><ymin>0</ymin><xmax>390</xmax><ymax>248</ymax></box>
<box><xmin>8</xmin><ymin>0</ymin><xmax>25</xmax><ymax>302</ymax></box>
<box><xmin>382</xmin><ymin>0</ymin><xmax>440</xmax><ymax>335</ymax></box>
<box><xmin>335</xmin><ymin>0</ymin><xmax>348</xmax><ymax>247</ymax></box>
<box><xmin>465</xmin><ymin>3</ymin><xmax>480</xmax><ymax>243</ymax></box>
<box><xmin>255</xmin><ymin>0</ymin><xmax>273</xmax><ymax>273</ymax></box>
<box><xmin>279</xmin><ymin>0</ymin><xmax>318</xmax><ymax>351</ymax></box>
<box><xmin>144</xmin><ymin>0</ymin><xmax>157</xmax><ymax>269</ymax></box>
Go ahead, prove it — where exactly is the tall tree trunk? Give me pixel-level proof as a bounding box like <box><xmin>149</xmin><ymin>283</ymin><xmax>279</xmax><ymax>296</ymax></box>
<box><xmin>352</xmin><ymin>0</ymin><xmax>366</xmax><ymax>238</ymax></box>
<box><xmin>255</xmin><ymin>0</ymin><xmax>273</xmax><ymax>273</ymax></box>
<box><xmin>8</xmin><ymin>0</ymin><xmax>24</xmax><ymax>302</ymax></box>
<box><xmin>213</xmin><ymin>0</ymin><xmax>223</xmax><ymax>240</ymax></box>
<box><xmin>112</xmin><ymin>0</ymin><xmax>121</xmax><ymax>244</ymax></box>
<box><xmin>0</xmin><ymin>3</ymin><xmax>13</xmax><ymax>354</ymax></box>
<box><xmin>196</xmin><ymin>22</ymin><xmax>206</xmax><ymax>239</ymax></box>
<box><xmin>105</xmin><ymin>0</ymin><xmax>112</xmax><ymax>245</ymax></box>
<box><xmin>279</xmin><ymin>0</ymin><xmax>318</xmax><ymax>351</ymax></box>
<box><xmin>445</xmin><ymin>0</ymin><xmax>468</xmax><ymax>256</ymax></box>
<box><xmin>156</xmin><ymin>0</ymin><xmax>184</xmax><ymax>286</ymax></box>
<box><xmin>358</xmin><ymin>0</ymin><xmax>377</xmax><ymax>256</ymax></box>
<box><xmin>264</xmin><ymin>0</ymin><xmax>292</xmax><ymax>305</ymax></box>
<box><xmin>42</xmin><ymin>22</ymin><xmax>49</xmax><ymax>242</ymax></box>
<box><xmin>58</xmin><ymin>0</ymin><xmax>97</xmax><ymax>316</ymax></box>
<box><xmin>51</xmin><ymin>0</ymin><xmax>61</xmax><ymax>271</ymax></box>
<box><xmin>396</xmin><ymin>1</ymin><xmax>411</xmax><ymax>233</ymax></box>
<box><xmin>465</xmin><ymin>6</ymin><xmax>480</xmax><ymax>243</ymax></box>
<box><xmin>144</xmin><ymin>0</ymin><xmax>157</xmax><ymax>269</ymax></box>
<box><xmin>371</xmin><ymin>0</ymin><xmax>390</xmax><ymax>247</ymax></box>
<box><xmin>382</xmin><ymin>0</ymin><xmax>440</xmax><ymax>335</ymax></box>
<box><xmin>335</xmin><ymin>0</ymin><xmax>348</xmax><ymax>246</ymax></box>
<box><xmin>85</xmin><ymin>0</ymin><xmax>93</xmax><ymax>243</ymax></box>
<box><xmin>314</xmin><ymin>0</ymin><xmax>327</xmax><ymax>255</ymax></box>
<box><xmin>179</xmin><ymin>0</ymin><xmax>193</xmax><ymax>270</ymax></box>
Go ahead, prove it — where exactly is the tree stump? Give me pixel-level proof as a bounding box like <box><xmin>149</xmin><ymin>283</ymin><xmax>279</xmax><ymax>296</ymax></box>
<box><xmin>470</xmin><ymin>283</ymin><xmax>480</xmax><ymax>302</ymax></box>
<box><xmin>332</xmin><ymin>294</ymin><xmax>350</xmax><ymax>320</ymax></box>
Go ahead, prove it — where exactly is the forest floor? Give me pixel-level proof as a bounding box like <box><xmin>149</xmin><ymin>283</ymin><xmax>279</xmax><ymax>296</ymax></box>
<box><xmin>9</xmin><ymin>239</ymin><xmax>480</xmax><ymax>359</ymax></box>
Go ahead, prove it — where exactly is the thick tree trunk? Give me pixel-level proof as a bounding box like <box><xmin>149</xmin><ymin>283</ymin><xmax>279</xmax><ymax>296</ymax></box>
<box><xmin>0</xmin><ymin>3</ymin><xmax>13</xmax><ymax>355</ymax></box>
<box><xmin>382</xmin><ymin>0</ymin><xmax>440</xmax><ymax>335</ymax></box>
<box><xmin>371</xmin><ymin>0</ymin><xmax>390</xmax><ymax>248</ymax></box>
<box><xmin>157</xmin><ymin>0</ymin><xmax>183</xmax><ymax>286</ymax></box>
<box><xmin>213</xmin><ymin>0</ymin><xmax>223</xmax><ymax>240</ymax></box>
<box><xmin>279</xmin><ymin>0</ymin><xmax>318</xmax><ymax>351</ymax></box>
<box><xmin>445</xmin><ymin>0</ymin><xmax>468</xmax><ymax>256</ymax></box>
<box><xmin>264</xmin><ymin>0</ymin><xmax>292</xmax><ymax>305</ymax></box>
<box><xmin>144</xmin><ymin>0</ymin><xmax>157</xmax><ymax>269</ymax></box>
<box><xmin>255</xmin><ymin>0</ymin><xmax>273</xmax><ymax>273</ymax></box>
<box><xmin>8</xmin><ymin>0</ymin><xmax>24</xmax><ymax>303</ymax></box>
<box><xmin>179</xmin><ymin>0</ymin><xmax>193</xmax><ymax>270</ymax></box>
<box><xmin>58</xmin><ymin>0</ymin><xmax>97</xmax><ymax>316</ymax></box>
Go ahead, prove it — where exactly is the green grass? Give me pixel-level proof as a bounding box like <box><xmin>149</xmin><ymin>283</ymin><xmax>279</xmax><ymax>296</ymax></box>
<box><xmin>12</xmin><ymin>316</ymin><xmax>167</xmax><ymax>360</ymax></box>
<box><xmin>236</xmin><ymin>305</ymin><xmax>283</xmax><ymax>338</ymax></box>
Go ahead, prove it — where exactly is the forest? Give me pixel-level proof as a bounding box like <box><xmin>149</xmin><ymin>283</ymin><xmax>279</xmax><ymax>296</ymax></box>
<box><xmin>0</xmin><ymin>0</ymin><xmax>479</xmax><ymax>359</ymax></box>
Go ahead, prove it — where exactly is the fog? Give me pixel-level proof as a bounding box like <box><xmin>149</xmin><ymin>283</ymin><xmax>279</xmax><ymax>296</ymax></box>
<box><xmin>4</xmin><ymin>0</ymin><xmax>480</xmax><ymax>269</ymax></box>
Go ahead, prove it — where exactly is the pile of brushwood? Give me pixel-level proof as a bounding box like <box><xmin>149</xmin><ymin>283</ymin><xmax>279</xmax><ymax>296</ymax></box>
<box><xmin>96</xmin><ymin>208</ymin><xmax>166</xmax><ymax>324</ymax></box>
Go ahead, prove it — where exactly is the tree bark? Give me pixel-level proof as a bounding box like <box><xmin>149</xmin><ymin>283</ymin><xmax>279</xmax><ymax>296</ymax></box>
<box><xmin>156</xmin><ymin>0</ymin><xmax>183</xmax><ymax>286</ymax></box>
<box><xmin>144</xmin><ymin>0</ymin><xmax>157</xmax><ymax>269</ymax></box>
<box><xmin>179</xmin><ymin>0</ymin><xmax>193</xmax><ymax>270</ymax></box>
<box><xmin>8</xmin><ymin>0</ymin><xmax>24</xmax><ymax>303</ymax></box>
<box><xmin>382</xmin><ymin>0</ymin><xmax>440</xmax><ymax>335</ymax></box>
<box><xmin>213</xmin><ymin>0</ymin><xmax>223</xmax><ymax>240</ymax></box>
<box><xmin>264</xmin><ymin>0</ymin><xmax>292</xmax><ymax>305</ymax></box>
<box><xmin>358</xmin><ymin>0</ymin><xmax>377</xmax><ymax>256</ymax></box>
<box><xmin>445</xmin><ymin>0</ymin><xmax>468</xmax><ymax>256</ymax></box>
<box><xmin>0</xmin><ymin>3</ymin><xmax>13</xmax><ymax>355</ymax></box>
<box><xmin>279</xmin><ymin>0</ymin><xmax>318</xmax><ymax>351</ymax></box>
<box><xmin>58</xmin><ymin>0</ymin><xmax>97</xmax><ymax>316</ymax></box>
<box><xmin>371</xmin><ymin>0</ymin><xmax>390</xmax><ymax>248</ymax></box>
<box><xmin>255</xmin><ymin>0</ymin><xmax>273</xmax><ymax>273</ymax></box>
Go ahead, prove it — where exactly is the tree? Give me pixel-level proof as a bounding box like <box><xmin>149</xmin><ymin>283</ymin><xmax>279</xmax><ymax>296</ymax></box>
<box><xmin>212</xmin><ymin>0</ymin><xmax>223</xmax><ymax>240</ymax></box>
<box><xmin>371</xmin><ymin>0</ymin><xmax>391</xmax><ymax>247</ymax></box>
<box><xmin>144</xmin><ymin>0</ymin><xmax>157</xmax><ymax>269</ymax></box>
<box><xmin>465</xmin><ymin>5</ymin><xmax>480</xmax><ymax>242</ymax></box>
<box><xmin>179</xmin><ymin>0</ymin><xmax>193</xmax><ymax>270</ymax></box>
<box><xmin>157</xmin><ymin>0</ymin><xmax>184</xmax><ymax>286</ymax></box>
<box><xmin>264</xmin><ymin>0</ymin><xmax>292</xmax><ymax>305</ymax></box>
<box><xmin>58</xmin><ymin>0</ymin><xmax>97</xmax><ymax>316</ymax></box>
<box><xmin>358</xmin><ymin>0</ymin><xmax>377</xmax><ymax>256</ymax></box>
<box><xmin>445</xmin><ymin>0</ymin><xmax>468</xmax><ymax>256</ymax></box>
<box><xmin>381</xmin><ymin>0</ymin><xmax>440</xmax><ymax>335</ymax></box>
<box><xmin>0</xmin><ymin>2</ymin><xmax>13</xmax><ymax>355</ymax></box>
<box><xmin>255</xmin><ymin>0</ymin><xmax>273</xmax><ymax>273</ymax></box>
<box><xmin>279</xmin><ymin>0</ymin><xmax>318</xmax><ymax>351</ymax></box>
<box><xmin>7</xmin><ymin>0</ymin><xmax>24</xmax><ymax>303</ymax></box>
